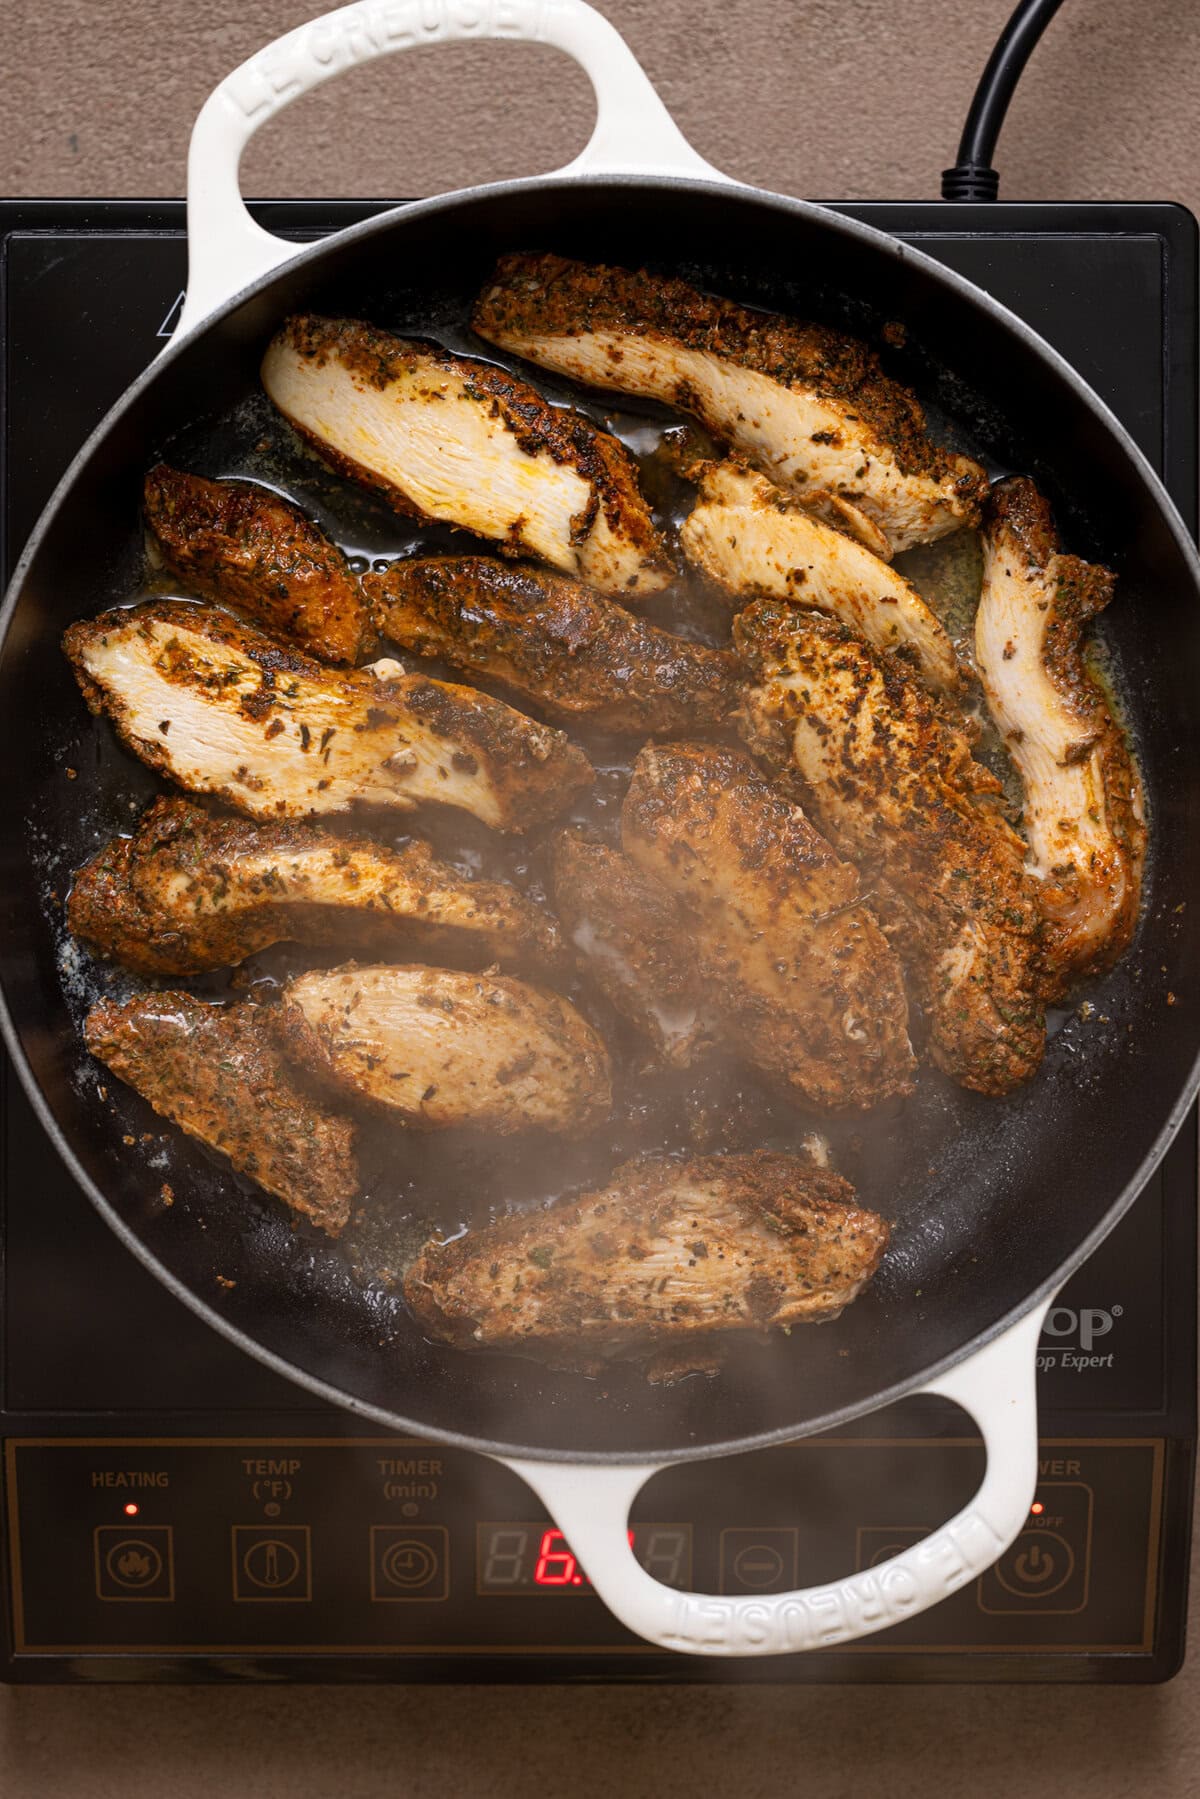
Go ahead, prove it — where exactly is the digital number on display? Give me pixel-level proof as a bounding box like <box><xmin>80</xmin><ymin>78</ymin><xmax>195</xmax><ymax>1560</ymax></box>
<box><xmin>476</xmin><ymin>1523</ymin><xmax>692</xmax><ymax>1594</ymax></box>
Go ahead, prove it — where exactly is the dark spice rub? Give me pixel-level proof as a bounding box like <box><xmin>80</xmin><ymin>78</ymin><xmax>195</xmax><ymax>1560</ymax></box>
<box><xmin>549</xmin><ymin>831</ymin><xmax>715</xmax><ymax>1067</ymax></box>
<box><xmin>261</xmin><ymin>315</ymin><xmax>673</xmax><ymax>595</ymax></box>
<box><xmin>68</xmin><ymin>796</ymin><xmax>562</xmax><ymax>978</ymax></box>
<box><xmin>144</xmin><ymin>464</ymin><xmax>371</xmax><ymax>663</ymax></box>
<box><xmin>472</xmin><ymin>253</ymin><xmax>988</xmax><ymax>557</ymax></box>
<box><xmin>679</xmin><ymin>457</ymin><xmax>962</xmax><ymax>694</ymax></box>
<box><xmin>621</xmin><ymin>742</ymin><xmax>916</xmax><ymax>1109</ymax></box>
<box><xmin>63</xmin><ymin>600</ymin><xmax>593</xmax><ymax>831</ymax></box>
<box><xmin>977</xmin><ymin>477</ymin><xmax>1145</xmax><ymax>995</ymax></box>
<box><xmin>84</xmin><ymin>992</ymin><xmax>358</xmax><ymax>1235</ymax></box>
<box><xmin>736</xmin><ymin>601</ymin><xmax>1046</xmax><ymax>1095</ymax></box>
<box><xmin>367</xmin><ymin>554</ymin><xmax>737</xmax><ymax>733</ymax></box>
<box><xmin>404</xmin><ymin>1151</ymin><xmax>890</xmax><ymax>1376</ymax></box>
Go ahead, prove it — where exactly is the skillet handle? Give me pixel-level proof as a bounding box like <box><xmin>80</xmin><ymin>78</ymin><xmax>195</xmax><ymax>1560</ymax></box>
<box><xmin>501</xmin><ymin>1301</ymin><xmax>1051</xmax><ymax>1657</ymax></box>
<box><xmin>180</xmin><ymin>0</ymin><xmax>728</xmax><ymax>336</ymax></box>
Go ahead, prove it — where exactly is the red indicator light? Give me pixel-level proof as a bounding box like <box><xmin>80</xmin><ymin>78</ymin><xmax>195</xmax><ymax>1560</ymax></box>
<box><xmin>123</xmin><ymin>1502</ymin><xmax>139</xmax><ymax>1517</ymax></box>
<box><xmin>1030</xmin><ymin>1502</ymin><xmax>1044</xmax><ymax>1516</ymax></box>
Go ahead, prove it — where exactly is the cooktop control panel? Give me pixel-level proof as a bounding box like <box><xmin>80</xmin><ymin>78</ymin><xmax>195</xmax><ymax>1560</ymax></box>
<box><xmin>4</xmin><ymin>1435</ymin><xmax>1167</xmax><ymax>1665</ymax></box>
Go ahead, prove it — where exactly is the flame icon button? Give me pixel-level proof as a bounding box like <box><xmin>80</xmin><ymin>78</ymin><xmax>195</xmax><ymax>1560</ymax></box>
<box><xmin>94</xmin><ymin>1527</ymin><xmax>174</xmax><ymax>1602</ymax></box>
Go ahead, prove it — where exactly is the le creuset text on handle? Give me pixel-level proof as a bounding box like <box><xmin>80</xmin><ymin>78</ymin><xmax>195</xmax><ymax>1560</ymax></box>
<box><xmin>180</xmin><ymin>0</ymin><xmax>729</xmax><ymax>334</ymax></box>
<box><xmin>504</xmin><ymin>1301</ymin><xmax>1050</xmax><ymax>1657</ymax></box>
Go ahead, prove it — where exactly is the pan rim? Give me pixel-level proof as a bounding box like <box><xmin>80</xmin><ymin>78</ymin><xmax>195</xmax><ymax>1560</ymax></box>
<box><xmin>3</xmin><ymin>172</ymin><xmax>1199</xmax><ymax>1465</ymax></box>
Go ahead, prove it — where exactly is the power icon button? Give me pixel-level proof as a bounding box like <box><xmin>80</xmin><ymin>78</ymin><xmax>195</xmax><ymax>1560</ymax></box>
<box><xmin>1011</xmin><ymin>1541</ymin><xmax>1063</xmax><ymax>1587</ymax></box>
<box><xmin>991</xmin><ymin>1530</ymin><xmax>1075</xmax><ymax>1601</ymax></box>
<box><xmin>978</xmin><ymin>1483</ymin><xmax>1092</xmax><ymax>1616</ymax></box>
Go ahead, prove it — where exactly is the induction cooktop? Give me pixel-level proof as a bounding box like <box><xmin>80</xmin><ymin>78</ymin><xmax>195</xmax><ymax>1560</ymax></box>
<box><xmin>0</xmin><ymin>198</ymin><xmax>1195</xmax><ymax>1682</ymax></box>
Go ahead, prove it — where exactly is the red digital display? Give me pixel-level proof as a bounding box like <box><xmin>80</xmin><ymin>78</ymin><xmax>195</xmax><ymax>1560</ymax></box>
<box><xmin>477</xmin><ymin>1522</ymin><xmax>692</xmax><ymax>1594</ymax></box>
<box><xmin>532</xmin><ymin>1528</ymin><xmax>635</xmax><ymax>1587</ymax></box>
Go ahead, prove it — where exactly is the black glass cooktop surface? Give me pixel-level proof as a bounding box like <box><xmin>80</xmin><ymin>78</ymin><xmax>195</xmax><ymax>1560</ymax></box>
<box><xmin>0</xmin><ymin>200</ymin><xmax>1194</xmax><ymax>1683</ymax></box>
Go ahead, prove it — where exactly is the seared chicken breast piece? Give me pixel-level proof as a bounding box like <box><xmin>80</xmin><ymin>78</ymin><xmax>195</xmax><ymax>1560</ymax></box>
<box><xmin>978</xmin><ymin>478</ymin><xmax>1145</xmax><ymax>993</ymax></box>
<box><xmin>404</xmin><ymin>1151</ymin><xmax>889</xmax><ymax>1373</ymax></box>
<box><xmin>736</xmin><ymin>602</ymin><xmax>1045</xmax><ymax>1095</ymax></box>
<box><xmin>621</xmin><ymin>743</ymin><xmax>915</xmax><ymax>1109</ymax></box>
<box><xmin>68</xmin><ymin>797</ymin><xmax>561</xmax><ymax>978</ymax></box>
<box><xmin>366</xmin><ymin>555</ymin><xmax>736</xmax><ymax>734</ymax></box>
<box><xmin>472</xmin><ymin>253</ymin><xmax>987</xmax><ymax>557</ymax></box>
<box><xmin>279</xmin><ymin>965</ymin><xmax>612</xmax><ymax>1134</ymax></box>
<box><xmin>260</xmin><ymin>315</ymin><xmax>672</xmax><ymax>596</ymax></box>
<box><xmin>549</xmin><ymin>831</ymin><xmax>714</xmax><ymax>1066</ymax></box>
<box><xmin>84</xmin><ymin>993</ymin><xmax>358</xmax><ymax>1235</ymax></box>
<box><xmin>681</xmin><ymin>459</ymin><xmax>962</xmax><ymax>694</ymax></box>
<box><xmin>63</xmin><ymin>601</ymin><xmax>592</xmax><ymax>832</ymax></box>
<box><xmin>143</xmin><ymin>464</ymin><xmax>371</xmax><ymax>663</ymax></box>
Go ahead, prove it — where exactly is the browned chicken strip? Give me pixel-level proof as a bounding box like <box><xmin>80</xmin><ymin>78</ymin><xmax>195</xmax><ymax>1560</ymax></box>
<box><xmin>681</xmin><ymin>459</ymin><xmax>962</xmax><ymax>694</ymax></box>
<box><xmin>472</xmin><ymin>253</ymin><xmax>987</xmax><ymax>557</ymax></box>
<box><xmin>63</xmin><ymin>601</ymin><xmax>592</xmax><ymax>832</ymax></box>
<box><xmin>621</xmin><ymin>743</ymin><xmax>916</xmax><ymax>1109</ymax></box>
<box><xmin>977</xmin><ymin>478</ymin><xmax>1145</xmax><ymax>994</ymax></box>
<box><xmin>549</xmin><ymin>831</ymin><xmax>715</xmax><ymax>1067</ymax></box>
<box><xmin>735</xmin><ymin>602</ymin><xmax>1045</xmax><ymax>1095</ymax></box>
<box><xmin>279</xmin><ymin>965</ymin><xmax>612</xmax><ymax>1134</ymax></box>
<box><xmin>143</xmin><ymin>464</ymin><xmax>371</xmax><ymax>663</ymax></box>
<box><xmin>404</xmin><ymin>1151</ymin><xmax>889</xmax><ymax>1373</ymax></box>
<box><xmin>366</xmin><ymin>555</ymin><xmax>736</xmax><ymax>734</ymax></box>
<box><xmin>84</xmin><ymin>993</ymin><xmax>358</xmax><ymax>1235</ymax></box>
<box><xmin>68</xmin><ymin>797</ymin><xmax>561</xmax><ymax>978</ymax></box>
<box><xmin>261</xmin><ymin>315</ymin><xmax>672</xmax><ymax>596</ymax></box>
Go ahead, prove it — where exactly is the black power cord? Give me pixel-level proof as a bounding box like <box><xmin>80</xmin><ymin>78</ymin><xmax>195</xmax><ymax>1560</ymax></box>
<box><xmin>942</xmin><ymin>0</ymin><xmax>1068</xmax><ymax>201</ymax></box>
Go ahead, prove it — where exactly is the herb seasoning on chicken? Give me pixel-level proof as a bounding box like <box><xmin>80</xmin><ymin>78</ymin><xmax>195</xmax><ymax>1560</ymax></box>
<box><xmin>550</xmin><ymin>831</ymin><xmax>716</xmax><ymax>1067</ymax></box>
<box><xmin>977</xmin><ymin>477</ymin><xmax>1145</xmax><ymax>993</ymax></box>
<box><xmin>473</xmin><ymin>252</ymin><xmax>987</xmax><ymax>557</ymax></box>
<box><xmin>84</xmin><ymin>993</ymin><xmax>358</xmax><ymax>1235</ymax></box>
<box><xmin>681</xmin><ymin>458</ymin><xmax>962</xmax><ymax>694</ymax></box>
<box><xmin>63</xmin><ymin>601</ymin><xmax>593</xmax><ymax>832</ymax></box>
<box><xmin>736</xmin><ymin>601</ymin><xmax>1046</xmax><ymax>1095</ymax></box>
<box><xmin>144</xmin><ymin>464</ymin><xmax>371</xmax><ymax>663</ymax></box>
<box><xmin>279</xmin><ymin>964</ymin><xmax>612</xmax><ymax>1134</ymax></box>
<box><xmin>68</xmin><ymin>797</ymin><xmax>561</xmax><ymax>978</ymax></box>
<box><xmin>367</xmin><ymin>555</ymin><xmax>737</xmax><ymax>734</ymax></box>
<box><xmin>261</xmin><ymin>315</ymin><xmax>673</xmax><ymax>595</ymax></box>
<box><xmin>622</xmin><ymin>742</ymin><xmax>916</xmax><ymax>1108</ymax></box>
<box><xmin>405</xmin><ymin>1151</ymin><xmax>890</xmax><ymax>1375</ymax></box>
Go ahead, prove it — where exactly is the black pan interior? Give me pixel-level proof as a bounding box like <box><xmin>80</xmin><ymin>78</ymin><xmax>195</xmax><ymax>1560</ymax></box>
<box><xmin>2</xmin><ymin>180</ymin><xmax>1198</xmax><ymax>1462</ymax></box>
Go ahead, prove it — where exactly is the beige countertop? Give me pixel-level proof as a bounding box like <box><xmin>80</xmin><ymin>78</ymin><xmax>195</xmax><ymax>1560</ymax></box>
<box><xmin>4</xmin><ymin>0</ymin><xmax>1200</xmax><ymax>212</ymax></box>
<box><xmin>2</xmin><ymin>1</ymin><xmax>1199</xmax><ymax>1791</ymax></box>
